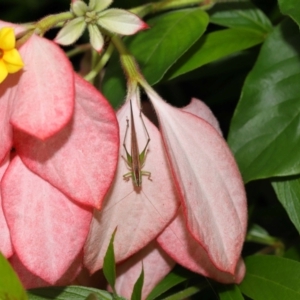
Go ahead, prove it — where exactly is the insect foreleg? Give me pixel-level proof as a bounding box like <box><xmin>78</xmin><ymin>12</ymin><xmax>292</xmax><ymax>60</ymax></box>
<box><xmin>123</xmin><ymin>171</ymin><xmax>132</xmax><ymax>181</ymax></box>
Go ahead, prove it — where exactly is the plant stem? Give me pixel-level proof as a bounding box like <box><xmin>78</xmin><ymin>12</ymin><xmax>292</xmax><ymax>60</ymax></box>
<box><xmin>85</xmin><ymin>42</ymin><xmax>115</xmax><ymax>82</ymax></box>
<box><xmin>110</xmin><ymin>35</ymin><xmax>142</xmax><ymax>84</ymax></box>
<box><xmin>35</xmin><ymin>12</ymin><xmax>73</xmax><ymax>35</ymax></box>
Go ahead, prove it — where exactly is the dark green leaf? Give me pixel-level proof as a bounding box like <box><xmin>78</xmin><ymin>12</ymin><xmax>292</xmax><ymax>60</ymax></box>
<box><xmin>146</xmin><ymin>266</ymin><xmax>196</xmax><ymax>300</ymax></box>
<box><xmin>131</xmin><ymin>264</ymin><xmax>144</xmax><ymax>300</ymax></box>
<box><xmin>101</xmin><ymin>51</ymin><xmax>126</xmax><ymax>109</ymax></box>
<box><xmin>279</xmin><ymin>0</ymin><xmax>300</xmax><ymax>27</ymax></box>
<box><xmin>210</xmin><ymin>2</ymin><xmax>273</xmax><ymax>33</ymax></box>
<box><xmin>272</xmin><ymin>176</ymin><xmax>300</xmax><ymax>234</ymax></box>
<box><xmin>228</xmin><ymin>19</ymin><xmax>300</xmax><ymax>182</ymax></box>
<box><xmin>166</xmin><ymin>28</ymin><xmax>265</xmax><ymax>80</ymax></box>
<box><xmin>284</xmin><ymin>244</ymin><xmax>300</xmax><ymax>261</ymax></box>
<box><xmin>103</xmin><ymin>229</ymin><xmax>117</xmax><ymax>294</ymax></box>
<box><xmin>246</xmin><ymin>223</ymin><xmax>279</xmax><ymax>246</ymax></box>
<box><xmin>216</xmin><ymin>284</ymin><xmax>244</xmax><ymax>300</ymax></box>
<box><xmin>0</xmin><ymin>252</ymin><xmax>27</xmax><ymax>300</ymax></box>
<box><xmin>103</xmin><ymin>8</ymin><xmax>209</xmax><ymax>107</ymax></box>
<box><xmin>27</xmin><ymin>286</ymin><xmax>113</xmax><ymax>300</ymax></box>
<box><xmin>239</xmin><ymin>255</ymin><xmax>300</xmax><ymax>300</ymax></box>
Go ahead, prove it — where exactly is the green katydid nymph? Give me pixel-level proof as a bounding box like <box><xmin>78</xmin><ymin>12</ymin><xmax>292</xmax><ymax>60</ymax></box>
<box><xmin>123</xmin><ymin>99</ymin><xmax>151</xmax><ymax>187</ymax></box>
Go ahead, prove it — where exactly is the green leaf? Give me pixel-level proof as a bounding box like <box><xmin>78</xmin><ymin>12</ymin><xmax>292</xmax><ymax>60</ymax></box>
<box><xmin>210</xmin><ymin>2</ymin><xmax>273</xmax><ymax>33</ymax></box>
<box><xmin>131</xmin><ymin>264</ymin><xmax>144</xmax><ymax>300</ymax></box>
<box><xmin>279</xmin><ymin>0</ymin><xmax>300</xmax><ymax>27</ymax></box>
<box><xmin>166</xmin><ymin>28</ymin><xmax>265</xmax><ymax>80</ymax></box>
<box><xmin>228</xmin><ymin>19</ymin><xmax>300</xmax><ymax>182</ymax></box>
<box><xmin>0</xmin><ymin>252</ymin><xmax>28</xmax><ymax>300</ymax></box>
<box><xmin>101</xmin><ymin>53</ymin><xmax>126</xmax><ymax>109</ymax></box>
<box><xmin>239</xmin><ymin>255</ymin><xmax>300</xmax><ymax>300</ymax></box>
<box><xmin>216</xmin><ymin>284</ymin><xmax>244</xmax><ymax>300</ymax></box>
<box><xmin>284</xmin><ymin>244</ymin><xmax>300</xmax><ymax>261</ymax></box>
<box><xmin>103</xmin><ymin>8</ymin><xmax>209</xmax><ymax>107</ymax></box>
<box><xmin>246</xmin><ymin>223</ymin><xmax>279</xmax><ymax>246</ymax></box>
<box><xmin>146</xmin><ymin>266</ymin><xmax>196</xmax><ymax>300</ymax></box>
<box><xmin>272</xmin><ymin>176</ymin><xmax>300</xmax><ymax>234</ymax></box>
<box><xmin>27</xmin><ymin>286</ymin><xmax>113</xmax><ymax>300</ymax></box>
<box><xmin>127</xmin><ymin>8</ymin><xmax>209</xmax><ymax>84</ymax></box>
<box><xmin>103</xmin><ymin>228</ymin><xmax>117</xmax><ymax>294</ymax></box>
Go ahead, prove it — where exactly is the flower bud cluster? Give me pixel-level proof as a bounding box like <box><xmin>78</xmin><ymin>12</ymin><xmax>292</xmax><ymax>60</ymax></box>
<box><xmin>55</xmin><ymin>0</ymin><xmax>148</xmax><ymax>52</ymax></box>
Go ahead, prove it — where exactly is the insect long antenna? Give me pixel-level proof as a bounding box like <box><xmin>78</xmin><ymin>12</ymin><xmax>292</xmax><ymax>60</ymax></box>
<box><xmin>140</xmin><ymin>109</ymin><xmax>150</xmax><ymax>151</ymax></box>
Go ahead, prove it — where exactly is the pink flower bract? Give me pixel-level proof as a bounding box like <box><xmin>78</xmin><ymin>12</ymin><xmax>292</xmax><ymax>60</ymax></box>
<box><xmin>145</xmin><ymin>87</ymin><xmax>247</xmax><ymax>276</ymax></box>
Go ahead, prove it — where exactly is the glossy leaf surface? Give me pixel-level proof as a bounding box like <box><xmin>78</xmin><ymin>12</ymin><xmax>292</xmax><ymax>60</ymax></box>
<box><xmin>210</xmin><ymin>3</ymin><xmax>273</xmax><ymax>33</ymax></box>
<box><xmin>279</xmin><ymin>0</ymin><xmax>300</xmax><ymax>26</ymax></box>
<box><xmin>228</xmin><ymin>19</ymin><xmax>300</xmax><ymax>182</ymax></box>
<box><xmin>272</xmin><ymin>176</ymin><xmax>300</xmax><ymax>234</ymax></box>
<box><xmin>239</xmin><ymin>255</ymin><xmax>300</xmax><ymax>300</ymax></box>
<box><xmin>166</xmin><ymin>28</ymin><xmax>266</xmax><ymax>80</ymax></box>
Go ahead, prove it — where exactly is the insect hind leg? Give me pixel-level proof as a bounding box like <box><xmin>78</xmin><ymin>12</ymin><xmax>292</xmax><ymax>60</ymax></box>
<box><xmin>141</xmin><ymin>170</ymin><xmax>152</xmax><ymax>182</ymax></box>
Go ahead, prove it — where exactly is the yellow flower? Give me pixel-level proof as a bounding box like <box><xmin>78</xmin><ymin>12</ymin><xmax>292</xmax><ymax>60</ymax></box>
<box><xmin>0</xmin><ymin>27</ymin><xmax>24</xmax><ymax>83</ymax></box>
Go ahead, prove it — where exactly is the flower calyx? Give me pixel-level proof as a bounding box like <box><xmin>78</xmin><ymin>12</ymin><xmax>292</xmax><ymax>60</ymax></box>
<box><xmin>55</xmin><ymin>0</ymin><xmax>148</xmax><ymax>52</ymax></box>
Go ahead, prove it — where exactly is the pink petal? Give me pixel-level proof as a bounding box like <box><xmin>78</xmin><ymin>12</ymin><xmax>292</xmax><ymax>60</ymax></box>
<box><xmin>10</xmin><ymin>252</ymin><xmax>83</xmax><ymax>289</ymax></box>
<box><xmin>0</xmin><ymin>154</ymin><xmax>13</xmax><ymax>257</ymax></box>
<box><xmin>0</xmin><ymin>20</ymin><xmax>25</xmax><ymax>35</ymax></box>
<box><xmin>0</xmin><ymin>72</ymin><xmax>21</xmax><ymax>162</ymax></box>
<box><xmin>157</xmin><ymin>208</ymin><xmax>245</xmax><ymax>283</ymax></box>
<box><xmin>9</xmin><ymin>255</ymin><xmax>49</xmax><ymax>289</ymax></box>
<box><xmin>10</xmin><ymin>35</ymin><xmax>75</xmax><ymax>140</ymax></box>
<box><xmin>113</xmin><ymin>241</ymin><xmax>175</xmax><ymax>300</ymax></box>
<box><xmin>146</xmin><ymin>87</ymin><xmax>247</xmax><ymax>274</ymax></box>
<box><xmin>84</xmin><ymin>98</ymin><xmax>179</xmax><ymax>273</ymax></box>
<box><xmin>182</xmin><ymin>98</ymin><xmax>222</xmax><ymax>135</ymax></box>
<box><xmin>1</xmin><ymin>156</ymin><xmax>92</xmax><ymax>283</ymax></box>
<box><xmin>15</xmin><ymin>74</ymin><xmax>119</xmax><ymax>209</ymax></box>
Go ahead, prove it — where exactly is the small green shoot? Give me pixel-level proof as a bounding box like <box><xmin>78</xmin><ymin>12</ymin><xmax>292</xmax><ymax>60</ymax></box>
<box><xmin>131</xmin><ymin>264</ymin><xmax>144</xmax><ymax>300</ymax></box>
<box><xmin>103</xmin><ymin>228</ymin><xmax>118</xmax><ymax>295</ymax></box>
